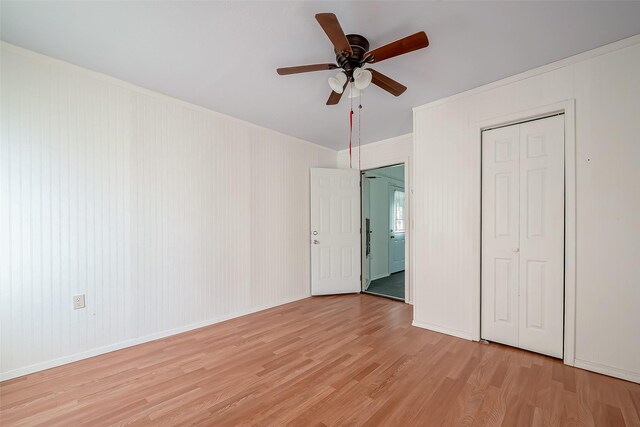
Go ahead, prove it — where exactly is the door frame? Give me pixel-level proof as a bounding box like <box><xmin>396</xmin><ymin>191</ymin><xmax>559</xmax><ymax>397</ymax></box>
<box><xmin>473</xmin><ymin>100</ymin><xmax>577</xmax><ymax>366</ymax></box>
<box><xmin>360</xmin><ymin>159</ymin><xmax>411</xmax><ymax>304</ymax></box>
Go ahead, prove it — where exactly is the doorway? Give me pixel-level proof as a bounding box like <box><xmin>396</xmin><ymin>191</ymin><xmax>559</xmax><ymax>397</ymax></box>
<box><xmin>481</xmin><ymin>114</ymin><xmax>565</xmax><ymax>358</ymax></box>
<box><xmin>362</xmin><ymin>164</ymin><xmax>405</xmax><ymax>301</ymax></box>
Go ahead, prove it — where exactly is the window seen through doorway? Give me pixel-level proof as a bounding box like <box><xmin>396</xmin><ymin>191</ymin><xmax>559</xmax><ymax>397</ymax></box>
<box><xmin>393</xmin><ymin>190</ymin><xmax>405</xmax><ymax>233</ymax></box>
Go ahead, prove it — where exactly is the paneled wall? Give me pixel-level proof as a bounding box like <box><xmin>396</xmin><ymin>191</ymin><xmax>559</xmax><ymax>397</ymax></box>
<box><xmin>0</xmin><ymin>43</ymin><xmax>336</xmax><ymax>380</ymax></box>
<box><xmin>337</xmin><ymin>134</ymin><xmax>412</xmax><ymax>171</ymax></box>
<box><xmin>413</xmin><ymin>36</ymin><xmax>640</xmax><ymax>382</ymax></box>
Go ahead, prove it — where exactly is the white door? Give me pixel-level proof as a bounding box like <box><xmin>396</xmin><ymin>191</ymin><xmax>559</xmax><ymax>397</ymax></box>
<box><xmin>517</xmin><ymin>117</ymin><xmax>565</xmax><ymax>357</ymax></box>
<box><xmin>481</xmin><ymin>124</ymin><xmax>521</xmax><ymax>348</ymax></box>
<box><xmin>310</xmin><ymin>168</ymin><xmax>361</xmax><ymax>295</ymax></box>
<box><xmin>481</xmin><ymin>115</ymin><xmax>564</xmax><ymax>358</ymax></box>
<box><xmin>363</xmin><ymin>176</ymin><xmax>372</xmax><ymax>290</ymax></box>
<box><xmin>368</xmin><ymin>176</ymin><xmax>390</xmax><ymax>280</ymax></box>
<box><xmin>389</xmin><ymin>186</ymin><xmax>405</xmax><ymax>274</ymax></box>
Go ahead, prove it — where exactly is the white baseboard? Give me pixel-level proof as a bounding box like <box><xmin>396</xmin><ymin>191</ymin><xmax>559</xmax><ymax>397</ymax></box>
<box><xmin>574</xmin><ymin>359</ymin><xmax>640</xmax><ymax>384</ymax></box>
<box><xmin>412</xmin><ymin>319</ymin><xmax>474</xmax><ymax>341</ymax></box>
<box><xmin>0</xmin><ymin>294</ymin><xmax>309</xmax><ymax>382</ymax></box>
<box><xmin>410</xmin><ymin>323</ymin><xmax>638</xmax><ymax>383</ymax></box>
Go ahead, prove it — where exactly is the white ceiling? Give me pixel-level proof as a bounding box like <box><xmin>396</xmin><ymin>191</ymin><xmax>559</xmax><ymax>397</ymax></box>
<box><xmin>2</xmin><ymin>1</ymin><xmax>640</xmax><ymax>150</ymax></box>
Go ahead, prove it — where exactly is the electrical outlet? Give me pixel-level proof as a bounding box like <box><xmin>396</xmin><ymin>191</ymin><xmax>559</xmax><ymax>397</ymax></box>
<box><xmin>73</xmin><ymin>294</ymin><xmax>85</xmax><ymax>310</ymax></box>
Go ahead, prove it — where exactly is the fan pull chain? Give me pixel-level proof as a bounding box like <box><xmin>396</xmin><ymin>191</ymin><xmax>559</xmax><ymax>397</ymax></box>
<box><xmin>349</xmin><ymin>108</ymin><xmax>353</xmax><ymax>169</ymax></box>
<box><xmin>349</xmin><ymin>83</ymin><xmax>354</xmax><ymax>168</ymax></box>
<box><xmin>358</xmin><ymin>92</ymin><xmax>363</xmax><ymax>171</ymax></box>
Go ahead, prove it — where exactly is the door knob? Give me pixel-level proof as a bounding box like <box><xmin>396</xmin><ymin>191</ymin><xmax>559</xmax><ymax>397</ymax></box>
<box><xmin>390</xmin><ymin>236</ymin><xmax>395</xmax><ymax>239</ymax></box>
<box><xmin>512</xmin><ymin>247</ymin><xmax>519</xmax><ymax>252</ymax></box>
<box><xmin>313</xmin><ymin>240</ymin><xmax>319</xmax><ymax>244</ymax></box>
<box><xmin>312</xmin><ymin>231</ymin><xmax>318</xmax><ymax>235</ymax></box>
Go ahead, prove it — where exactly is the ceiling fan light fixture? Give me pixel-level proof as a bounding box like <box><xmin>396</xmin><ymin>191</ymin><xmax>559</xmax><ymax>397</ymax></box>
<box><xmin>328</xmin><ymin>72</ymin><xmax>347</xmax><ymax>94</ymax></box>
<box><xmin>348</xmin><ymin>85</ymin><xmax>361</xmax><ymax>98</ymax></box>
<box><xmin>353</xmin><ymin>67</ymin><xmax>372</xmax><ymax>90</ymax></box>
<box><xmin>277</xmin><ymin>13</ymin><xmax>429</xmax><ymax>105</ymax></box>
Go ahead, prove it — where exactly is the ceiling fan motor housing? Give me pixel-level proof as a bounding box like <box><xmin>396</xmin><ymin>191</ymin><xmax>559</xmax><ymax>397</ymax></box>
<box><xmin>336</xmin><ymin>34</ymin><xmax>370</xmax><ymax>76</ymax></box>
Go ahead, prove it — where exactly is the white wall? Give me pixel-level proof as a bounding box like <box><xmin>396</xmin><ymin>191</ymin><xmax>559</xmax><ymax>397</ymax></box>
<box><xmin>0</xmin><ymin>43</ymin><xmax>336</xmax><ymax>380</ymax></box>
<box><xmin>337</xmin><ymin>134</ymin><xmax>414</xmax><ymax>302</ymax></box>
<box><xmin>413</xmin><ymin>36</ymin><xmax>640</xmax><ymax>382</ymax></box>
<box><xmin>337</xmin><ymin>134</ymin><xmax>412</xmax><ymax>171</ymax></box>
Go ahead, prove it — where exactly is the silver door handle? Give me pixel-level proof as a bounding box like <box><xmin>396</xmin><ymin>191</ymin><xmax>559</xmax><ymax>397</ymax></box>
<box><xmin>313</xmin><ymin>240</ymin><xmax>319</xmax><ymax>244</ymax></box>
<box><xmin>512</xmin><ymin>247</ymin><xmax>519</xmax><ymax>252</ymax></box>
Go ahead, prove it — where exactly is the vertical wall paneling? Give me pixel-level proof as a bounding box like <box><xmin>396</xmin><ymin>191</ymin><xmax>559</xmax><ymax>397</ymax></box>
<box><xmin>0</xmin><ymin>43</ymin><xmax>336</xmax><ymax>380</ymax></box>
<box><xmin>412</xmin><ymin>36</ymin><xmax>640</xmax><ymax>382</ymax></box>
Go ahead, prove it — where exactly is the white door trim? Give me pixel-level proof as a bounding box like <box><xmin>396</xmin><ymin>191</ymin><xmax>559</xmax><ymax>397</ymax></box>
<box><xmin>472</xmin><ymin>100</ymin><xmax>577</xmax><ymax>367</ymax></box>
<box><xmin>359</xmin><ymin>156</ymin><xmax>412</xmax><ymax>304</ymax></box>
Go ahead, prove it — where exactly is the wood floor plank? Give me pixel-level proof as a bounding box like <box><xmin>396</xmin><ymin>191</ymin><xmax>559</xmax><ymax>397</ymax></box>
<box><xmin>1</xmin><ymin>294</ymin><xmax>639</xmax><ymax>426</ymax></box>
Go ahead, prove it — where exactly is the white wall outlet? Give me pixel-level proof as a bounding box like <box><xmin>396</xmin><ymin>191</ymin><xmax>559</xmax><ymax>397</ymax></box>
<box><xmin>73</xmin><ymin>294</ymin><xmax>86</xmax><ymax>310</ymax></box>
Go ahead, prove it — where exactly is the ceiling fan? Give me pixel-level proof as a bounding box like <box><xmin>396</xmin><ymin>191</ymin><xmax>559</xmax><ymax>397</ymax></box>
<box><xmin>277</xmin><ymin>13</ymin><xmax>429</xmax><ymax>105</ymax></box>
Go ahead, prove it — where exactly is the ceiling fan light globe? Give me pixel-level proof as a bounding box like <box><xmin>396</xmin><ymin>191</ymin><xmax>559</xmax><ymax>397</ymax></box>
<box><xmin>348</xmin><ymin>86</ymin><xmax>361</xmax><ymax>98</ymax></box>
<box><xmin>328</xmin><ymin>72</ymin><xmax>347</xmax><ymax>94</ymax></box>
<box><xmin>353</xmin><ymin>68</ymin><xmax>372</xmax><ymax>90</ymax></box>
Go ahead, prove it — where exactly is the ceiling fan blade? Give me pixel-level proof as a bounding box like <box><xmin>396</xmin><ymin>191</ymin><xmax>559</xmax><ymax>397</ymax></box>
<box><xmin>370</xmin><ymin>69</ymin><xmax>407</xmax><ymax>96</ymax></box>
<box><xmin>277</xmin><ymin>63</ymin><xmax>338</xmax><ymax>75</ymax></box>
<box><xmin>315</xmin><ymin>13</ymin><xmax>353</xmax><ymax>56</ymax></box>
<box><xmin>365</xmin><ymin>31</ymin><xmax>429</xmax><ymax>63</ymax></box>
<box><xmin>327</xmin><ymin>80</ymin><xmax>349</xmax><ymax>105</ymax></box>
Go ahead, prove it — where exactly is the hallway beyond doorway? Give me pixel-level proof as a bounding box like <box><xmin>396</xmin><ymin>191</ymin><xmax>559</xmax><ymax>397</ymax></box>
<box><xmin>365</xmin><ymin>271</ymin><xmax>405</xmax><ymax>300</ymax></box>
<box><xmin>362</xmin><ymin>163</ymin><xmax>406</xmax><ymax>301</ymax></box>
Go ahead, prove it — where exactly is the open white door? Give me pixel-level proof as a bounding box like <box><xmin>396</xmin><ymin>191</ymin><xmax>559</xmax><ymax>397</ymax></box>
<box><xmin>362</xmin><ymin>176</ymin><xmax>372</xmax><ymax>290</ymax></box>
<box><xmin>310</xmin><ymin>168</ymin><xmax>361</xmax><ymax>295</ymax></box>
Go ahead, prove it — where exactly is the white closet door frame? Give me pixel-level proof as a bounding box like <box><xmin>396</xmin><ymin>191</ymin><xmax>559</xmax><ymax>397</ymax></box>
<box><xmin>473</xmin><ymin>100</ymin><xmax>577</xmax><ymax>367</ymax></box>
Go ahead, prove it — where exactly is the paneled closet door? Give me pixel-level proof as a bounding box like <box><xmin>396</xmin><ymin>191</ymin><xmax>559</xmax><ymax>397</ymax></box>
<box><xmin>482</xmin><ymin>115</ymin><xmax>564</xmax><ymax>358</ymax></box>
<box><xmin>481</xmin><ymin>125</ymin><xmax>521</xmax><ymax>348</ymax></box>
<box><xmin>517</xmin><ymin>116</ymin><xmax>564</xmax><ymax>358</ymax></box>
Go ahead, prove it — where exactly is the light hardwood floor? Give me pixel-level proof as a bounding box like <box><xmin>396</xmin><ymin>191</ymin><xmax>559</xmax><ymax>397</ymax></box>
<box><xmin>1</xmin><ymin>294</ymin><xmax>639</xmax><ymax>426</ymax></box>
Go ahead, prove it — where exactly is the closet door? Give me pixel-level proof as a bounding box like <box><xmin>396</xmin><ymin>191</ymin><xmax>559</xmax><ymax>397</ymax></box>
<box><xmin>518</xmin><ymin>116</ymin><xmax>564</xmax><ymax>358</ymax></box>
<box><xmin>481</xmin><ymin>115</ymin><xmax>565</xmax><ymax>358</ymax></box>
<box><xmin>481</xmin><ymin>125</ymin><xmax>521</xmax><ymax>347</ymax></box>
